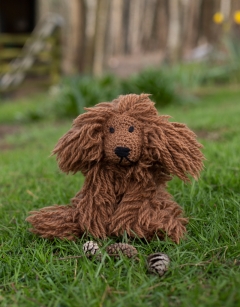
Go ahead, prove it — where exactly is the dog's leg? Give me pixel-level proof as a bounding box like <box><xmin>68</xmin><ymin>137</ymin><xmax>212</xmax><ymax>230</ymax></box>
<box><xmin>26</xmin><ymin>204</ymin><xmax>81</xmax><ymax>240</ymax></box>
<box><xmin>26</xmin><ymin>170</ymin><xmax>116</xmax><ymax>240</ymax></box>
<box><xmin>108</xmin><ymin>186</ymin><xmax>187</xmax><ymax>243</ymax></box>
<box><xmin>150</xmin><ymin>199</ymin><xmax>188</xmax><ymax>244</ymax></box>
<box><xmin>26</xmin><ymin>194</ymin><xmax>110</xmax><ymax>240</ymax></box>
<box><xmin>149</xmin><ymin>187</ymin><xmax>188</xmax><ymax>243</ymax></box>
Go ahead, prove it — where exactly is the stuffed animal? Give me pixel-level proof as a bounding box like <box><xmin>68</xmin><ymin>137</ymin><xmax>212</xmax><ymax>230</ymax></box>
<box><xmin>26</xmin><ymin>94</ymin><xmax>204</xmax><ymax>243</ymax></box>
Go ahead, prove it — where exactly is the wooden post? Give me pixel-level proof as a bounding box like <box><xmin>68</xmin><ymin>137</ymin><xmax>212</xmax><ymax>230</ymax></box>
<box><xmin>107</xmin><ymin>0</ymin><xmax>124</xmax><ymax>55</ymax></box>
<box><xmin>50</xmin><ymin>29</ymin><xmax>61</xmax><ymax>84</ymax></box>
<box><xmin>166</xmin><ymin>0</ymin><xmax>181</xmax><ymax>64</ymax></box>
<box><xmin>92</xmin><ymin>0</ymin><xmax>110</xmax><ymax>76</ymax></box>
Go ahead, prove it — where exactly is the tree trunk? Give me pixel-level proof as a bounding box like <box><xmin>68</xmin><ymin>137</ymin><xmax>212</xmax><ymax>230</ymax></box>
<box><xmin>183</xmin><ymin>0</ymin><xmax>202</xmax><ymax>52</ymax></box>
<box><xmin>141</xmin><ymin>0</ymin><xmax>157</xmax><ymax>51</ymax></box>
<box><xmin>92</xmin><ymin>0</ymin><xmax>110</xmax><ymax>76</ymax></box>
<box><xmin>200</xmin><ymin>0</ymin><xmax>217</xmax><ymax>43</ymax></box>
<box><xmin>107</xmin><ymin>0</ymin><xmax>124</xmax><ymax>55</ymax></box>
<box><xmin>166</xmin><ymin>0</ymin><xmax>181</xmax><ymax>63</ymax></box>
<box><xmin>127</xmin><ymin>0</ymin><xmax>144</xmax><ymax>54</ymax></box>
<box><xmin>83</xmin><ymin>0</ymin><xmax>97</xmax><ymax>73</ymax></box>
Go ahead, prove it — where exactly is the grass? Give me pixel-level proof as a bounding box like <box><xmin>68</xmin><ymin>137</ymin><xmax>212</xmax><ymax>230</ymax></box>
<box><xmin>0</xmin><ymin>94</ymin><xmax>50</xmax><ymax>123</ymax></box>
<box><xmin>0</xmin><ymin>86</ymin><xmax>240</xmax><ymax>307</ymax></box>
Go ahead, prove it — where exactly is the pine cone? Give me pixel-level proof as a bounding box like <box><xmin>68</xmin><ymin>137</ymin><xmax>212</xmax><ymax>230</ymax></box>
<box><xmin>147</xmin><ymin>253</ymin><xmax>170</xmax><ymax>276</ymax></box>
<box><xmin>106</xmin><ymin>243</ymin><xmax>138</xmax><ymax>259</ymax></box>
<box><xmin>83</xmin><ymin>241</ymin><xmax>101</xmax><ymax>260</ymax></box>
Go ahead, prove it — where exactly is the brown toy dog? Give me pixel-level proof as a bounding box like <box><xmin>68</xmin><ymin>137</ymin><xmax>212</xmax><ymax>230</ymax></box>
<box><xmin>27</xmin><ymin>94</ymin><xmax>204</xmax><ymax>243</ymax></box>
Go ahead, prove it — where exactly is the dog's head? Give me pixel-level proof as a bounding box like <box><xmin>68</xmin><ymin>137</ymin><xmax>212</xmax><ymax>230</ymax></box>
<box><xmin>103</xmin><ymin>114</ymin><xmax>142</xmax><ymax>166</ymax></box>
<box><xmin>53</xmin><ymin>94</ymin><xmax>204</xmax><ymax>181</ymax></box>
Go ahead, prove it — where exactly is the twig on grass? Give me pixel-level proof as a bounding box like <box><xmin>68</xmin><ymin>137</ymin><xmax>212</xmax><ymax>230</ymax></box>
<box><xmin>203</xmin><ymin>245</ymin><xmax>231</xmax><ymax>257</ymax></box>
<box><xmin>109</xmin><ymin>290</ymin><xmax>126</xmax><ymax>295</ymax></box>
<box><xmin>99</xmin><ymin>285</ymin><xmax>111</xmax><ymax>307</ymax></box>
<box><xmin>26</xmin><ymin>190</ymin><xmax>38</xmax><ymax>199</ymax></box>
<box><xmin>74</xmin><ymin>258</ymin><xmax>78</xmax><ymax>280</ymax></box>
<box><xmin>57</xmin><ymin>255</ymin><xmax>84</xmax><ymax>260</ymax></box>
<box><xmin>24</xmin><ymin>297</ymin><xmax>47</xmax><ymax>307</ymax></box>
<box><xmin>177</xmin><ymin>260</ymin><xmax>212</xmax><ymax>268</ymax></box>
<box><xmin>56</xmin><ymin>254</ymin><xmax>139</xmax><ymax>261</ymax></box>
<box><xmin>146</xmin><ymin>282</ymin><xmax>164</xmax><ymax>291</ymax></box>
<box><xmin>227</xmin><ymin>167</ymin><xmax>239</xmax><ymax>171</ymax></box>
<box><xmin>10</xmin><ymin>283</ymin><xmax>17</xmax><ymax>292</ymax></box>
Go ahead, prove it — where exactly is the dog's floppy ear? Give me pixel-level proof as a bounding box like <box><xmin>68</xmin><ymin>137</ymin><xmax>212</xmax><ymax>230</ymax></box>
<box><xmin>52</xmin><ymin>105</ymin><xmax>112</xmax><ymax>173</ymax></box>
<box><xmin>146</xmin><ymin>116</ymin><xmax>204</xmax><ymax>182</ymax></box>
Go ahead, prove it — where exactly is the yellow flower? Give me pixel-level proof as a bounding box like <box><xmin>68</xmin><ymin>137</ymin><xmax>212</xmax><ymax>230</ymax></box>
<box><xmin>234</xmin><ymin>11</ymin><xmax>240</xmax><ymax>24</ymax></box>
<box><xmin>213</xmin><ymin>12</ymin><xmax>224</xmax><ymax>24</ymax></box>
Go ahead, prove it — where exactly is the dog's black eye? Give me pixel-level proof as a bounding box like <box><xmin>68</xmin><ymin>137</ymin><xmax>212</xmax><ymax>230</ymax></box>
<box><xmin>128</xmin><ymin>126</ymin><xmax>134</xmax><ymax>133</ymax></box>
<box><xmin>109</xmin><ymin>127</ymin><xmax>115</xmax><ymax>133</ymax></box>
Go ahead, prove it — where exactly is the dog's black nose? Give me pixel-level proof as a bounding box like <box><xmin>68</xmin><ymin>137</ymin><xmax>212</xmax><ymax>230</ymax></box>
<box><xmin>114</xmin><ymin>146</ymin><xmax>130</xmax><ymax>158</ymax></box>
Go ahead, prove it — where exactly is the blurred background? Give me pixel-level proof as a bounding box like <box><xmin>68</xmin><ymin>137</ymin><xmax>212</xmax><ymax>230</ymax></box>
<box><xmin>0</xmin><ymin>0</ymin><xmax>240</xmax><ymax>117</ymax></box>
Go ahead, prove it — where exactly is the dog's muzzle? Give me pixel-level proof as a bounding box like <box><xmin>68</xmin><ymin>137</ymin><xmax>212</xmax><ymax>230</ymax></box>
<box><xmin>114</xmin><ymin>146</ymin><xmax>130</xmax><ymax>158</ymax></box>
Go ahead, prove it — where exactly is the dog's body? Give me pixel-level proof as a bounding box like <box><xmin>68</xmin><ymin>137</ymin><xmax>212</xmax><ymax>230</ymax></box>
<box><xmin>27</xmin><ymin>94</ymin><xmax>204</xmax><ymax>243</ymax></box>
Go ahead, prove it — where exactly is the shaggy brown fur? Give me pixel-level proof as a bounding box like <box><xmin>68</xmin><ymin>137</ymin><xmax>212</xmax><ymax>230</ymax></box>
<box><xmin>26</xmin><ymin>94</ymin><xmax>204</xmax><ymax>243</ymax></box>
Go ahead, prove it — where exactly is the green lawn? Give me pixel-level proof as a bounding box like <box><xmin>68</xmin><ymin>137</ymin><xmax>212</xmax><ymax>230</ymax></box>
<box><xmin>0</xmin><ymin>87</ymin><xmax>240</xmax><ymax>307</ymax></box>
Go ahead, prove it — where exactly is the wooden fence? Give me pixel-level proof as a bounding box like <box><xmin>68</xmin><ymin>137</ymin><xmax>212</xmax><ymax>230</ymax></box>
<box><xmin>0</xmin><ymin>14</ymin><xmax>62</xmax><ymax>92</ymax></box>
<box><xmin>80</xmin><ymin>0</ymin><xmax>240</xmax><ymax>75</ymax></box>
<box><xmin>1</xmin><ymin>0</ymin><xmax>240</xmax><ymax>90</ymax></box>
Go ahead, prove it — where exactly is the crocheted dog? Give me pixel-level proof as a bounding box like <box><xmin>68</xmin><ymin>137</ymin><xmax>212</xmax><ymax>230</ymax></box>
<box><xmin>27</xmin><ymin>94</ymin><xmax>204</xmax><ymax>243</ymax></box>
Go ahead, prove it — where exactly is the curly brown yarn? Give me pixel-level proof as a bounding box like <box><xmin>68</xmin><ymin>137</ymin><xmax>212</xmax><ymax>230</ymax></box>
<box><xmin>26</xmin><ymin>94</ymin><xmax>204</xmax><ymax>243</ymax></box>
